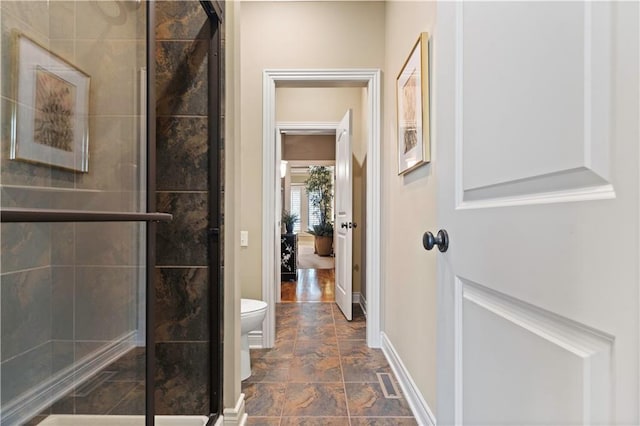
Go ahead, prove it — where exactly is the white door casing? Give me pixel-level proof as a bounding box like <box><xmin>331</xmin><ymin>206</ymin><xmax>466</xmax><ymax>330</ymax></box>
<box><xmin>335</xmin><ymin>110</ymin><xmax>353</xmax><ymax>320</ymax></box>
<box><xmin>262</xmin><ymin>69</ymin><xmax>382</xmax><ymax>348</ymax></box>
<box><xmin>275</xmin><ymin>129</ymin><xmax>283</xmax><ymax>303</ymax></box>
<box><xmin>435</xmin><ymin>2</ymin><xmax>639</xmax><ymax>425</ymax></box>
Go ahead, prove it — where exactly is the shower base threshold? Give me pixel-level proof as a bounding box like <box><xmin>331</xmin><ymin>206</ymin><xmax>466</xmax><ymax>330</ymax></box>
<box><xmin>38</xmin><ymin>415</ymin><xmax>210</xmax><ymax>426</ymax></box>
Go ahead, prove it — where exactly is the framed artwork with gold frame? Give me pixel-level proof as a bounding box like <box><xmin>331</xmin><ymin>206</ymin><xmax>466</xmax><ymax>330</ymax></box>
<box><xmin>11</xmin><ymin>32</ymin><xmax>90</xmax><ymax>172</ymax></box>
<box><xmin>397</xmin><ymin>32</ymin><xmax>430</xmax><ymax>175</ymax></box>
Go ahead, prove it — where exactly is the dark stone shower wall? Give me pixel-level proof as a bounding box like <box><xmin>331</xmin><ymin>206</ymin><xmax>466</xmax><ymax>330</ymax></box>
<box><xmin>154</xmin><ymin>0</ymin><xmax>211</xmax><ymax>415</ymax></box>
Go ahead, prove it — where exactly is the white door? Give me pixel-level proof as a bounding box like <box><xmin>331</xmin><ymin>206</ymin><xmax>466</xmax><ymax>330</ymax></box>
<box><xmin>435</xmin><ymin>2</ymin><xmax>639</xmax><ymax>425</ymax></box>
<box><xmin>335</xmin><ymin>110</ymin><xmax>353</xmax><ymax>320</ymax></box>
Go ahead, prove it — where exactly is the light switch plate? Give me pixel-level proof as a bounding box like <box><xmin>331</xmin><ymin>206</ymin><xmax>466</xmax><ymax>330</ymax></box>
<box><xmin>240</xmin><ymin>230</ymin><xmax>248</xmax><ymax>247</ymax></box>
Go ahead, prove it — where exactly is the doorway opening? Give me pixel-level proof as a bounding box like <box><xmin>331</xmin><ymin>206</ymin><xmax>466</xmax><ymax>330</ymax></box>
<box><xmin>280</xmin><ymin>155</ymin><xmax>336</xmax><ymax>303</ymax></box>
<box><xmin>261</xmin><ymin>69</ymin><xmax>382</xmax><ymax>349</ymax></box>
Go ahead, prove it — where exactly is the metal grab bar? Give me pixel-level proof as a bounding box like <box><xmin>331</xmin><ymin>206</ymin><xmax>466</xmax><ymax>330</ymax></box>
<box><xmin>1</xmin><ymin>208</ymin><xmax>172</xmax><ymax>223</ymax></box>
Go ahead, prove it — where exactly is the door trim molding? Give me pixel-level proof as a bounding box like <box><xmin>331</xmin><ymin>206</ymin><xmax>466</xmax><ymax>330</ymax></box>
<box><xmin>262</xmin><ymin>68</ymin><xmax>382</xmax><ymax>348</ymax></box>
<box><xmin>381</xmin><ymin>332</ymin><xmax>437</xmax><ymax>425</ymax></box>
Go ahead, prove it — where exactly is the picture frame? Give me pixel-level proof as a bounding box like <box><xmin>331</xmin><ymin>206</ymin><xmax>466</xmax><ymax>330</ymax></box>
<box><xmin>11</xmin><ymin>32</ymin><xmax>90</xmax><ymax>172</ymax></box>
<box><xmin>397</xmin><ymin>32</ymin><xmax>430</xmax><ymax>175</ymax></box>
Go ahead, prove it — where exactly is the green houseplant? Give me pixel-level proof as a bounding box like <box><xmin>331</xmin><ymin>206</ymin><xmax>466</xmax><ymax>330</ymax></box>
<box><xmin>282</xmin><ymin>210</ymin><xmax>299</xmax><ymax>234</ymax></box>
<box><xmin>304</xmin><ymin>166</ymin><xmax>334</xmax><ymax>256</ymax></box>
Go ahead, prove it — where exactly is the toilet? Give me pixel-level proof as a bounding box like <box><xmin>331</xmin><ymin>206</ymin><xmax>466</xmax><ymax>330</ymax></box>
<box><xmin>240</xmin><ymin>298</ymin><xmax>268</xmax><ymax>380</ymax></box>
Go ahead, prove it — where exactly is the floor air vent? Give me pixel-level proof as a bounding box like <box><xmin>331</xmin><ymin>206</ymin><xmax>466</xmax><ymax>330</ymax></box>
<box><xmin>377</xmin><ymin>372</ymin><xmax>401</xmax><ymax>399</ymax></box>
<box><xmin>72</xmin><ymin>371</ymin><xmax>117</xmax><ymax>397</ymax></box>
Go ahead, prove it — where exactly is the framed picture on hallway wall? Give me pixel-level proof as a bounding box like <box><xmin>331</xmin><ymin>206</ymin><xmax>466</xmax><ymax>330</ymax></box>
<box><xmin>397</xmin><ymin>32</ymin><xmax>430</xmax><ymax>175</ymax></box>
<box><xmin>11</xmin><ymin>32</ymin><xmax>90</xmax><ymax>172</ymax></box>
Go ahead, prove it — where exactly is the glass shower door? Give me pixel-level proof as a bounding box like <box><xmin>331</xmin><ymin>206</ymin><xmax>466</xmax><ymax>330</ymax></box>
<box><xmin>0</xmin><ymin>1</ymin><xmax>151</xmax><ymax>424</ymax></box>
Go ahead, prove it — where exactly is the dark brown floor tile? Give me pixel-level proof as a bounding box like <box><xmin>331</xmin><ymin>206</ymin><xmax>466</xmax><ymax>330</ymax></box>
<box><xmin>107</xmin><ymin>347</ymin><xmax>146</xmax><ymax>381</ymax></box>
<box><xmin>338</xmin><ymin>341</ymin><xmax>387</xmax><ymax>361</ymax></box>
<box><xmin>277</xmin><ymin>303</ymin><xmax>303</xmax><ymax>315</ymax></box>
<box><xmin>298</xmin><ymin>313</ymin><xmax>334</xmax><ymax>327</ymax></box>
<box><xmin>297</xmin><ymin>325</ymin><xmax>336</xmax><ymax>341</ymax></box>
<box><xmin>288</xmin><ymin>356</ymin><xmax>342</xmax><ymax>383</ymax></box>
<box><xmin>246</xmin><ymin>417</ymin><xmax>281</xmax><ymax>426</ymax></box>
<box><xmin>345</xmin><ymin>383</ymin><xmax>413</xmax><ymax>417</ymax></box>
<box><xmin>74</xmin><ymin>380</ymin><xmax>138</xmax><ymax>414</ymax></box>
<box><xmin>341</xmin><ymin>357</ymin><xmax>392</xmax><ymax>383</ymax></box>
<box><xmin>51</xmin><ymin>392</ymin><xmax>75</xmax><ymax>414</ymax></box>
<box><xmin>245</xmin><ymin>358</ymin><xmax>290</xmax><ymax>383</ymax></box>
<box><xmin>243</xmin><ymin>383</ymin><xmax>286</xmax><ymax>417</ymax></box>
<box><xmin>277</xmin><ymin>313</ymin><xmax>300</xmax><ymax>329</ymax></box>
<box><xmin>251</xmin><ymin>348</ymin><xmax>269</xmax><ymax>360</ymax></box>
<box><xmin>299</xmin><ymin>304</ymin><xmax>333</xmax><ymax>315</ymax></box>
<box><xmin>300</xmin><ymin>303</ymin><xmax>333</xmax><ymax>315</ymax></box>
<box><xmin>281</xmin><ymin>417</ymin><xmax>350</xmax><ymax>425</ymax></box>
<box><xmin>294</xmin><ymin>339</ymin><xmax>338</xmax><ymax>357</ymax></box>
<box><xmin>335</xmin><ymin>321</ymin><xmax>366</xmax><ymax>340</ymax></box>
<box><xmin>334</xmin><ymin>316</ymin><xmax>365</xmax><ymax>329</ymax></box>
<box><xmin>109</xmin><ymin>383</ymin><xmax>145</xmax><ymax>415</ymax></box>
<box><xmin>282</xmin><ymin>383</ymin><xmax>347</xmax><ymax>417</ymax></box>
<box><xmin>335</xmin><ymin>305</ymin><xmax>365</xmax><ymax>319</ymax></box>
<box><xmin>256</xmin><ymin>340</ymin><xmax>295</xmax><ymax>359</ymax></box>
<box><xmin>276</xmin><ymin>325</ymin><xmax>297</xmax><ymax>342</ymax></box>
<box><xmin>350</xmin><ymin>417</ymin><xmax>418</xmax><ymax>425</ymax></box>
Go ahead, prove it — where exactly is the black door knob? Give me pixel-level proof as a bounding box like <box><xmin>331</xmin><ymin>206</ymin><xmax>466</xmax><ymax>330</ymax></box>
<box><xmin>423</xmin><ymin>229</ymin><xmax>449</xmax><ymax>252</ymax></box>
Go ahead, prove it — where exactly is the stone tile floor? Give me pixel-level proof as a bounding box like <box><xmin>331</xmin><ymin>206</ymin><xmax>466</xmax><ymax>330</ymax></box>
<box><xmin>243</xmin><ymin>303</ymin><xmax>417</xmax><ymax>425</ymax></box>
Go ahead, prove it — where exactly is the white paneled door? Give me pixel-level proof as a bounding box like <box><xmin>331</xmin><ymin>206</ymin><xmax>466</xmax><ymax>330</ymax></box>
<box><xmin>435</xmin><ymin>2</ymin><xmax>639</xmax><ymax>425</ymax></box>
<box><xmin>335</xmin><ymin>110</ymin><xmax>353</xmax><ymax>320</ymax></box>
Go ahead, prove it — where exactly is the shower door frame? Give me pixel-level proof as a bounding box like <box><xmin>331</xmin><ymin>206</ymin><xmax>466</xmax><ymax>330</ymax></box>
<box><xmin>0</xmin><ymin>1</ymin><xmax>224</xmax><ymax>424</ymax></box>
<box><xmin>202</xmin><ymin>0</ymin><xmax>224</xmax><ymax>423</ymax></box>
<box><xmin>149</xmin><ymin>1</ymin><xmax>225</xmax><ymax>424</ymax></box>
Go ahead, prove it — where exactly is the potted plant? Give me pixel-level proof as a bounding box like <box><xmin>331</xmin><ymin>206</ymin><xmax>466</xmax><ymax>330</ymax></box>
<box><xmin>282</xmin><ymin>210</ymin><xmax>299</xmax><ymax>234</ymax></box>
<box><xmin>304</xmin><ymin>166</ymin><xmax>334</xmax><ymax>256</ymax></box>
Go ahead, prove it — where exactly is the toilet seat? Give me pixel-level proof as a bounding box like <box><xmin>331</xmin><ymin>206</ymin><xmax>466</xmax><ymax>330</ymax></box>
<box><xmin>241</xmin><ymin>298</ymin><xmax>267</xmax><ymax>315</ymax></box>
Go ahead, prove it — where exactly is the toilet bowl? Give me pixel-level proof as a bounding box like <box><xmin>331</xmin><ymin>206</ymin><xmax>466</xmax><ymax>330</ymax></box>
<box><xmin>240</xmin><ymin>298</ymin><xmax>268</xmax><ymax>380</ymax></box>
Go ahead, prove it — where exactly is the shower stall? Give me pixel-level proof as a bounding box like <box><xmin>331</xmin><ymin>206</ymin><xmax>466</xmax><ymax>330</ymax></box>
<box><xmin>0</xmin><ymin>1</ymin><xmax>223</xmax><ymax>425</ymax></box>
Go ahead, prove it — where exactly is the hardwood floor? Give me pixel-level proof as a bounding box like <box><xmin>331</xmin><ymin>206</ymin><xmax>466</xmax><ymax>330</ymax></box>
<box><xmin>281</xmin><ymin>268</ymin><xmax>335</xmax><ymax>302</ymax></box>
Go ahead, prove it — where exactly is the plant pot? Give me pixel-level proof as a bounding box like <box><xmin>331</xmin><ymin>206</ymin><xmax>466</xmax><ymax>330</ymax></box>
<box><xmin>314</xmin><ymin>235</ymin><xmax>333</xmax><ymax>256</ymax></box>
<box><xmin>285</xmin><ymin>223</ymin><xmax>293</xmax><ymax>234</ymax></box>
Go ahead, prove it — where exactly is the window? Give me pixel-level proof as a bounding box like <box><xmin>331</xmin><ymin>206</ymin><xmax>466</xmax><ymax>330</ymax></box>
<box><xmin>308</xmin><ymin>190</ymin><xmax>321</xmax><ymax>228</ymax></box>
<box><xmin>290</xmin><ymin>186</ymin><xmax>302</xmax><ymax>233</ymax></box>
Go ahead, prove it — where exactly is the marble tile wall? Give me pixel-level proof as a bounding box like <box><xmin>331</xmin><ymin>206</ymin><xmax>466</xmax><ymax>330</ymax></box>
<box><xmin>154</xmin><ymin>0</ymin><xmax>212</xmax><ymax>416</ymax></box>
<box><xmin>0</xmin><ymin>0</ymin><xmax>147</xmax><ymax>419</ymax></box>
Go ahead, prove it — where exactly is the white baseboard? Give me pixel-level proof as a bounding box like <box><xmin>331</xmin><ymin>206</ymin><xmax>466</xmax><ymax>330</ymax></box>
<box><xmin>248</xmin><ymin>330</ymin><xmax>263</xmax><ymax>349</ymax></box>
<box><xmin>381</xmin><ymin>332</ymin><xmax>436</xmax><ymax>426</ymax></box>
<box><xmin>359</xmin><ymin>293</ymin><xmax>367</xmax><ymax>317</ymax></box>
<box><xmin>223</xmin><ymin>393</ymin><xmax>247</xmax><ymax>426</ymax></box>
<box><xmin>5</xmin><ymin>332</ymin><xmax>136</xmax><ymax>426</ymax></box>
<box><xmin>352</xmin><ymin>292</ymin><xmax>361</xmax><ymax>303</ymax></box>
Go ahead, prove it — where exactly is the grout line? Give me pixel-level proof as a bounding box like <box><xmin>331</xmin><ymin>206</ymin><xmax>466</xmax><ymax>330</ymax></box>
<box><xmin>271</xmin><ymin>301</ymin><xmax>377</xmax><ymax>422</ymax></box>
<box><xmin>333</xmin><ymin>301</ymin><xmax>352</xmax><ymax>425</ymax></box>
<box><xmin>0</xmin><ymin>264</ymin><xmax>49</xmax><ymax>277</ymax></box>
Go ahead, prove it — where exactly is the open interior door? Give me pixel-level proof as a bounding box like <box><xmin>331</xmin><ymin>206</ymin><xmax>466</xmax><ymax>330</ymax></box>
<box><xmin>335</xmin><ymin>110</ymin><xmax>353</xmax><ymax>320</ymax></box>
<box><xmin>435</xmin><ymin>2</ymin><xmax>639</xmax><ymax>424</ymax></box>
